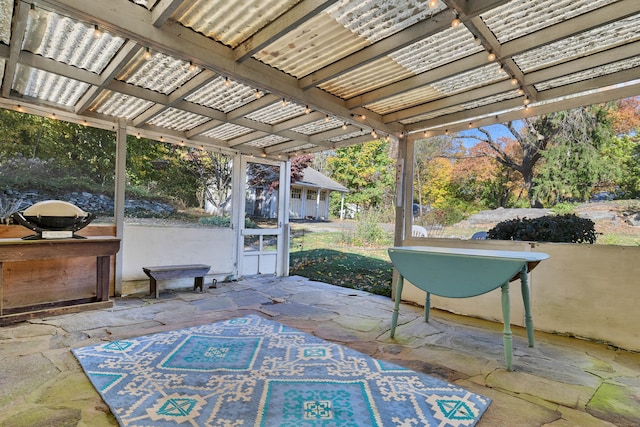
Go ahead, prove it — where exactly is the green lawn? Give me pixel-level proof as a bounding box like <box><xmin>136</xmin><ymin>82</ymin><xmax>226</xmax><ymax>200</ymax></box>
<box><xmin>289</xmin><ymin>228</ymin><xmax>393</xmax><ymax>297</ymax></box>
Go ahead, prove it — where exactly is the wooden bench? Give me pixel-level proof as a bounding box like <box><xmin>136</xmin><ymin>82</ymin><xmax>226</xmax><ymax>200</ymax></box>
<box><xmin>142</xmin><ymin>264</ymin><xmax>211</xmax><ymax>298</ymax></box>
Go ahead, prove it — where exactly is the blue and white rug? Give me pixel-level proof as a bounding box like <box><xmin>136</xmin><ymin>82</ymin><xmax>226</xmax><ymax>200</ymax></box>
<box><xmin>73</xmin><ymin>315</ymin><xmax>490</xmax><ymax>426</ymax></box>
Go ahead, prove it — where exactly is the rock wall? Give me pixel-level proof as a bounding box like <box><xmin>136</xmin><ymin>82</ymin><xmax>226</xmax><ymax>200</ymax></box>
<box><xmin>1</xmin><ymin>189</ymin><xmax>175</xmax><ymax>220</ymax></box>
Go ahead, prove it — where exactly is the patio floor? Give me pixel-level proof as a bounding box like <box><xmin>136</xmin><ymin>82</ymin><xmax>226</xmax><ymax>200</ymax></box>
<box><xmin>1</xmin><ymin>275</ymin><xmax>639</xmax><ymax>426</ymax></box>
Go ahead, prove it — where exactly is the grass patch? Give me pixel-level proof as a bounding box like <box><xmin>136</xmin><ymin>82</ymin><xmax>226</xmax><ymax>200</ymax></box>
<box><xmin>290</xmin><ymin>227</ymin><xmax>393</xmax><ymax>296</ymax></box>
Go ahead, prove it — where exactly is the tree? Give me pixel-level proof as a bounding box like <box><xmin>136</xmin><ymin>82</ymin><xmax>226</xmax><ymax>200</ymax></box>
<box><xmin>413</xmin><ymin>135</ymin><xmax>459</xmax><ymax>212</ymax></box>
<box><xmin>457</xmin><ymin>120</ymin><xmax>548</xmax><ymax>207</ymax></box>
<box><xmin>328</xmin><ymin>139</ymin><xmax>393</xmax><ymax>211</ymax></box>
<box><xmin>181</xmin><ymin>148</ymin><xmax>233</xmax><ymax>214</ymax></box>
<box><xmin>452</xmin><ymin>140</ymin><xmax>525</xmax><ymax>208</ymax></box>
<box><xmin>458</xmin><ymin>105</ymin><xmax>623</xmax><ymax>207</ymax></box>
<box><xmin>605</xmin><ymin>97</ymin><xmax>640</xmax><ymax>197</ymax></box>
<box><xmin>532</xmin><ymin>105</ymin><xmax>618</xmax><ymax>204</ymax></box>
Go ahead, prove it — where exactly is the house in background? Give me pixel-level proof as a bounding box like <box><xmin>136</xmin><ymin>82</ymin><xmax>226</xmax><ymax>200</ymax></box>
<box><xmin>290</xmin><ymin>167</ymin><xmax>348</xmax><ymax>221</ymax></box>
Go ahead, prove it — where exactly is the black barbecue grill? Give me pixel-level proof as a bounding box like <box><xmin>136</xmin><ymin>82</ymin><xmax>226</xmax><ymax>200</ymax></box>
<box><xmin>11</xmin><ymin>200</ymin><xmax>95</xmax><ymax>240</ymax></box>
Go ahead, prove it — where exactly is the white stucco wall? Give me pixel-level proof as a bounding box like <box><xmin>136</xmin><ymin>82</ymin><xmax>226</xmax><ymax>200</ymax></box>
<box><xmin>120</xmin><ymin>225</ymin><xmax>236</xmax><ymax>295</ymax></box>
<box><xmin>398</xmin><ymin>238</ymin><xmax>640</xmax><ymax>352</ymax></box>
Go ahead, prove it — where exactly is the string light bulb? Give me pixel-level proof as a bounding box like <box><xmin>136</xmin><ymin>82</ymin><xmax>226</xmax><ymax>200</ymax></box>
<box><xmin>28</xmin><ymin>3</ymin><xmax>39</xmax><ymax>19</ymax></box>
<box><xmin>523</xmin><ymin>97</ymin><xmax>531</xmax><ymax>105</ymax></box>
<box><xmin>304</xmin><ymin>105</ymin><xmax>311</xmax><ymax>114</ymax></box>
<box><xmin>451</xmin><ymin>15</ymin><xmax>461</xmax><ymax>28</ymax></box>
<box><xmin>324</xmin><ymin>115</ymin><xmax>330</xmax><ymax>123</ymax></box>
<box><xmin>487</xmin><ymin>51</ymin><xmax>496</xmax><ymax>61</ymax></box>
<box><xmin>188</xmin><ymin>61</ymin><xmax>197</xmax><ymax>72</ymax></box>
<box><xmin>281</xmin><ymin>98</ymin><xmax>287</xmax><ymax>107</ymax></box>
<box><xmin>342</xmin><ymin>123</ymin><xmax>347</xmax><ymax>130</ymax></box>
<box><xmin>93</xmin><ymin>24</ymin><xmax>103</xmax><ymax>39</ymax></box>
<box><xmin>255</xmin><ymin>89</ymin><xmax>263</xmax><ymax>99</ymax></box>
<box><xmin>428</xmin><ymin>0</ymin><xmax>438</xmax><ymax>9</ymax></box>
<box><xmin>143</xmin><ymin>47</ymin><xmax>152</xmax><ymax>60</ymax></box>
<box><xmin>224</xmin><ymin>77</ymin><xmax>231</xmax><ymax>87</ymax></box>
<box><xmin>511</xmin><ymin>77</ymin><xmax>518</xmax><ymax>85</ymax></box>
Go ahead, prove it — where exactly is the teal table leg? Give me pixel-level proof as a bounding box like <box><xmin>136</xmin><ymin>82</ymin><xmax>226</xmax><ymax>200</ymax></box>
<box><xmin>520</xmin><ymin>266</ymin><xmax>535</xmax><ymax>347</ymax></box>
<box><xmin>424</xmin><ymin>292</ymin><xmax>431</xmax><ymax>323</ymax></box>
<box><xmin>501</xmin><ymin>282</ymin><xmax>513</xmax><ymax>370</ymax></box>
<box><xmin>390</xmin><ymin>275</ymin><xmax>404</xmax><ymax>338</ymax></box>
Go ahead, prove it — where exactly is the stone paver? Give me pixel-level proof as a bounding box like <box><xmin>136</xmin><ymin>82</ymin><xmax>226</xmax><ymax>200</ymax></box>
<box><xmin>1</xmin><ymin>275</ymin><xmax>640</xmax><ymax>426</ymax></box>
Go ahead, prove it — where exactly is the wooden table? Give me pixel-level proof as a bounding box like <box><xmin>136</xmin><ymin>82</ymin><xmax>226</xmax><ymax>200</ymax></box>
<box><xmin>388</xmin><ymin>246</ymin><xmax>549</xmax><ymax>370</ymax></box>
<box><xmin>0</xmin><ymin>237</ymin><xmax>120</xmax><ymax>324</ymax></box>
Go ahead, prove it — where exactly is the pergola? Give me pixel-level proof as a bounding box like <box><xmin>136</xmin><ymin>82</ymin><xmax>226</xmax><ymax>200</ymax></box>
<box><xmin>1</xmin><ymin>0</ymin><xmax>638</xmax><ymax>154</ymax></box>
<box><xmin>1</xmin><ymin>0</ymin><xmax>639</xmax><ymax>282</ymax></box>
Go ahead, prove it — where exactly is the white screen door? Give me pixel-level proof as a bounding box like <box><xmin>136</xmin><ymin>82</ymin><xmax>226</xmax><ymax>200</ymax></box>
<box><xmin>240</xmin><ymin>157</ymin><xmax>288</xmax><ymax>275</ymax></box>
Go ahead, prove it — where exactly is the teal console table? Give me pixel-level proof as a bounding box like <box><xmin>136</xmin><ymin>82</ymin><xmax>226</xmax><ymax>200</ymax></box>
<box><xmin>388</xmin><ymin>246</ymin><xmax>549</xmax><ymax>370</ymax></box>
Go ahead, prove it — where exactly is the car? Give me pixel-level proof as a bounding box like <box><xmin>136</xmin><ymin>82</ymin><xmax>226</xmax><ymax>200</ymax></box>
<box><xmin>412</xmin><ymin>203</ymin><xmax>430</xmax><ymax>216</ymax></box>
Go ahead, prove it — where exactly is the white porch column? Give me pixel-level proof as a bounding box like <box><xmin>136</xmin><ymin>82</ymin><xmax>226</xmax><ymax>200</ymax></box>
<box><xmin>392</xmin><ymin>133</ymin><xmax>413</xmax><ymax>299</ymax></box>
<box><xmin>315</xmin><ymin>187</ymin><xmax>321</xmax><ymax>220</ymax></box>
<box><xmin>231</xmin><ymin>153</ymin><xmax>243</xmax><ymax>279</ymax></box>
<box><xmin>280</xmin><ymin>159</ymin><xmax>291</xmax><ymax>276</ymax></box>
<box><xmin>114</xmin><ymin>119</ymin><xmax>127</xmax><ymax>295</ymax></box>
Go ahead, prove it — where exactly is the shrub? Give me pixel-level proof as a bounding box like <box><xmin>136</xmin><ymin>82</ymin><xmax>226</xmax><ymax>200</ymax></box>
<box><xmin>551</xmin><ymin>202</ymin><xmax>578</xmax><ymax>215</ymax></box>
<box><xmin>341</xmin><ymin>209</ymin><xmax>390</xmax><ymax>246</ymax></box>
<box><xmin>198</xmin><ymin>215</ymin><xmax>257</xmax><ymax>229</ymax></box>
<box><xmin>487</xmin><ymin>213</ymin><xmax>597</xmax><ymax>243</ymax></box>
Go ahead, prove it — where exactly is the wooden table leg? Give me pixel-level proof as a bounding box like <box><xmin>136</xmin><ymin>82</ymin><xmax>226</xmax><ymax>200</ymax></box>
<box><xmin>424</xmin><ymin>292</ymin><xmax>431</xmax><ymax>323</ymax></box>
<box><xmin>520</xmin><ymin>266</ymin><xmax>535</xmax><ymax>347</ymax></box>
<box><xmin>149</xmin><ymin>277</ymin><xmax>158</xmax><ymax>298</ymax></box>
<box><xmin>194</xmin><ymin>276</ymin><xmax>204</xmax><ymax>292</ymax></box>
<box><xmin>96</xmin><ymin>256</ymin><xmax>110</xmax><ymax>302</ymax></box>
<box><xmin>501</xmin><ymin>282</ymin><xmax>513</xmax><ymax>371</ymax></box>
<box><xmin>390</xmin><ymin>275</ymin><xmax>404</xmax><ymax>338</ymax></box>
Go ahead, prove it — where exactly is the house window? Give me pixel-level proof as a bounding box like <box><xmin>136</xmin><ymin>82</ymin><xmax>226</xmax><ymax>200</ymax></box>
<box><xmin>291</xmin><ymin>188</ymin><xmax>301</xmax><ymax>199</ymax></box>
<box><xmin>307</xmin><ymin>190</ymin><xmax>317</xmax><ymax>200</ymax></box>
<box><xmin>319</xmin><ymin>191</ymin><xmax>326</xmax><ymax>201</ymax></box>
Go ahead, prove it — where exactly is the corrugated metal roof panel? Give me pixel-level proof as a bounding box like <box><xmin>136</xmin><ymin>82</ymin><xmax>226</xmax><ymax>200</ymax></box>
<box><xmin>244</xmin><ymin>102</ymin><xmax>307</xmax><ymax>124</ymax></box>
<box><xmin>0</xmin><ymin>0</ymin><xmax>12</xmax><ymax>44</ymax></box>
<box><xmin>94</xmin><ymin>91</ymin><xmax>154</xmax><ymax>119</ymax></box>
<box><xmin>327</xmin><ymin>0</ymin><xmax>445</xmax><ymax>43</ymax></box>
<box><xmin>400</xmin><ymin>90</ymin><xmax>520</xmax><ymax>124</ymax></box>
<box><xmin>481</xmin><ymin>0</ymin><xmax>617</xmax><ymax>44</ymax></box>
<box><xmin>535</xmin><ymin>57</ymin><xmax>640</xmax><ymax>91</ymax></box>
<box><xmin>172</xmin><ymin>0</ymin><xmax>301</xmax><ymax>48</ymax></box>
<box><xmin>147</xmin><ymin>107</ymin><xmax>211</xmax><ymax>131</ymax></box>
<box><xmin>367</xmin><ymin>86</ymin><xmax>444</xmax><ymax>115</ymax></box>
<box><xmin>282</xmin><ymin>143</ymin><xmax>317</xmax><ymax>153</ymax></box>
<box><xmin>254</xmin><ymin>12</ymin><xmax>367</xmax><ymax>79</ymax></box>
<box><xmin>400</xmin><ymin>105</ymin><xmax>465</xmax><ymax>124</ymax></box>
<box><xmin>514</xmin><ymin>16</ymin><xmax>640</xmax><ymax>72</ymax></box>
<box><xmin>319</xmin><ymin>24</ymin><xmax>482</xmax><ymax>100</ymax></box>
<box><xmin>22</xmin><ymin>10</ymin><xmax>124</xmax><ymax>74</ymax></box>
<box><xmin>256</xmin><ymin>0</ymin><xmax>446</xmax><ymax>79</ymax></box>
<box><xmin>246</xmin><ymin>134</ymin><xmax>290</xmax><ymax>148</ymax></box>
<box><xmin>366</xmin><ymin>64</ymin><xmax>505</xmax><ymax>114</ymax></box>
<box><xmin>328</xmin><ymin>129</ymin><xmax>367</xmax><ymax>142</ymax></box>
<box><xmin>390</xmin><ymin>26</ymin><xmax>482</xmax><ymax>74</ymax></box>
<box><xmin>186</xmin><ymin>76</ymin><xmax>259</xmax><ymax>113</ymax></box>
<box><xmin>291</xmin><ymin>117</ymin><xmax>344</xmax><ymax>135</ymax></box>
<box><xmin>320</xmin><ymin>57</ymin><xmax>412</xmax><ymax>99</ymax></box>
<box><xmin>129</xmin><ymin>0</ymin><xmax>158</xmax><ymax>9</ymax></box>
<box><xmin>202</xmin><ymin>123</ymin><xmax>253</xmax><ymax>140</ymax></box>
<box><xmin>12</xmin><ymin>65</ymin><xmax>89</xmax><ymax>106</ymax></box>
<box><xmin>118</xmin><ymin>52</ymin><xmax>201</xmax><ymax>95</ymax></box>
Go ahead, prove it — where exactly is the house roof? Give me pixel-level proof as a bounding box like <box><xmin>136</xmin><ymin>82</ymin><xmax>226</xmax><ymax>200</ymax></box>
<box><xmin>294</xmin><ymin>167</ymin><xmax>348</xmax><ymax>193</ymax></box>
<box><xmin>0</xmin><ymin>0</ymin><xmax>638</xmax><ymax>158</ymax></box>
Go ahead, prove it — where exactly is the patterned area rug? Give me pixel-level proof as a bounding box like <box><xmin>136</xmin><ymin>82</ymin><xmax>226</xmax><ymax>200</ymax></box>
<box><xmin>73</xmin><ymin>315</ymin><xmax>490</xmax><ymax>426</ymax></box>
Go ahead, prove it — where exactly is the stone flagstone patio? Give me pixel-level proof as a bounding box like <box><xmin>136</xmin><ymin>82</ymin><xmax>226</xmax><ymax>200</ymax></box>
<box><xmin>1</xmin><ymin>275</ymin><xmax>639</xmax><ymax>426</ymax></box>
